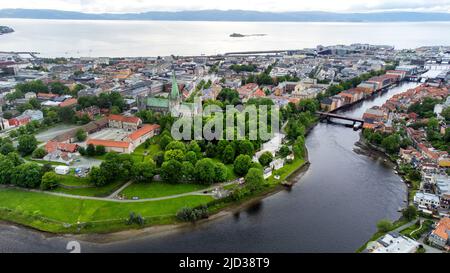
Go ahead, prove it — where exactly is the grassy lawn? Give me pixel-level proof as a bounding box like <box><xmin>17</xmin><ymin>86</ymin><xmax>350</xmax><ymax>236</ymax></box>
<box><xmin>24</xmin><ymin>156</ymin><xmax>67</xmax><ymax>166</ymax></box>
<box><xmin>400</xmin><ymin>220</ymin><xmax>433</xmax><ymax>240</ymax></box>
<box><xmin>57</xmin><ymin>174</ymin><xmax>90</xmax><ymax>187</ymax></box>
<box><xmin>0</xmin><ymin>188</ymin><xmax>213</xmax><ymax>233</ymax></box>
<box><xmin>267</xmin><ymin>158</ymin><xmax>305</xmax><ymax>185</ymax></box>
<box><xmin>131</xmin><ymin>143</ymin><xmax>161</xmax><ymax>163</ymax></box>
<box><xmin>120</xmin><ymin>182</ymin><xmax>209</xmax><ymax>199</ymax></box>
<box><xmin>51</xmin><ymin>180</ymin><xmax>125</xmax><ymax>197</ymax></box>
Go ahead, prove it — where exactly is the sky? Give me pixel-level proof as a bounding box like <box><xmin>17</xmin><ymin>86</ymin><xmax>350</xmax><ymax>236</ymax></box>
<box><xmin>0</xmin><ymin>0</ymin><xmax>450</xmax><ymax>13</ymax></box>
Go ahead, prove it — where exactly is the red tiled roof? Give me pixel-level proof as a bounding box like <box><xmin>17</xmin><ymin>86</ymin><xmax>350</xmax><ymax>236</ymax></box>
<box><xmin>86</xmin><ymin>139</ymin><xmax>131</xmax><ymax>149</ymax></box>
<box><xmin>59</xmin><ymin>98</ymin><xmax>78</xmax><ymax>108</ymax></box>
<box><xmin>45</xmin><ymin>141</ymin><xmax>78</xmax><ymax>153</ymax></box>
<box><xmin>37</xmin><ymin>93</ymin><xmax>58</xmax><ymax>99</ymax></box>
<box><xmin>253</xmin><ymin>89</ymin><xmax>266</xmax><ymax>97</ymax></box>
<box><xmin>432</xmin><ymin>217</ymin><xmax>450</xmax><ymax>241</ymax></box>
<box><xmin>108</xmin><ymin>114</ymin><xmax>141</xmax><ymax>124</ymax></box>
<box><xmin>128</xmin><ymin>124</ymin><xmax>160</xmax><ymax>141</ymax></box>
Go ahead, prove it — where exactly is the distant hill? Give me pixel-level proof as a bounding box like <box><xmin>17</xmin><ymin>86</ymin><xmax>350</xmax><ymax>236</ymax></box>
<box><xmin>1</xmin><ymin>9</ymin><xmax>450</xmax><ymax>22</ymax></box>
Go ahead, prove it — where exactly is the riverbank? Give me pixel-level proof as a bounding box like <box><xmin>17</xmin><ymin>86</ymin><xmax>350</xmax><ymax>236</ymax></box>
<box><xmin>0</xmin><ymin>147</ymin><xmax>310</xmax><ymax>239</ymax></box>
<box><xmin>0</xmin><ymin>156</ymin><xmax>310</xmax><ymax>243</ymax></box>
<box><xmin>354</xmin><ymin>134</ymin><xmax>412</xmax><ymax>252</ymax></box>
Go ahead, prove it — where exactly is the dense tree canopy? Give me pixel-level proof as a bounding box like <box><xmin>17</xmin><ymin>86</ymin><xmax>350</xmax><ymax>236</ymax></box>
<box><xmin>11</xmin><ymin>163</ymin><xmax>43</xmax><ymax>188</ymax></box>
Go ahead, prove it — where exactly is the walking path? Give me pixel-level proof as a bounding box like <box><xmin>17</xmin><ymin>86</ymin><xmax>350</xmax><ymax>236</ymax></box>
<box><xmin>107</xmin><ymin>181</ymin><xmax>133</xmax><ymax>199</ymax></box>
<box><xmin>0</xmin><ymin>181</ymin><xmax>237</xmax><ymax>203</ymax></box>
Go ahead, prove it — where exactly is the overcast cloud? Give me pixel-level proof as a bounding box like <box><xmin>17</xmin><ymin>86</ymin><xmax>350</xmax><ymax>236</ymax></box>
<box><xmin>0</xmin><ymin>0</ymin><xmax>449</xmax><ymax>13</ymax></box>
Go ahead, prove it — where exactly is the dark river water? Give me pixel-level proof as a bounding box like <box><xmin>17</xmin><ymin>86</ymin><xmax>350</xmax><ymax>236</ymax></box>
<box><xmin>0</xmin><ymin>82</ymin><xmax>418</xmax><ymax>253</ymax></box>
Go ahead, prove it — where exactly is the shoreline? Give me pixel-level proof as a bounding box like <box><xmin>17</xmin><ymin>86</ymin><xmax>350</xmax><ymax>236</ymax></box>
<box><xmin>354</xmin><ymin>134</ymin><xmax>412</xmax><ymax>252</ymax></box>
<box><xmin>0</xmin><ymin>143</ymin><xmax>312</xmax><ymax>245</ymax></box>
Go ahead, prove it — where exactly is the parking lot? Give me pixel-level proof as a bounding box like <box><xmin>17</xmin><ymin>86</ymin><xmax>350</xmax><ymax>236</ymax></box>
<box><xmin>81</xmin><ymin>128</ymin><xmax>130</xmax><ymax>147</ymax></box>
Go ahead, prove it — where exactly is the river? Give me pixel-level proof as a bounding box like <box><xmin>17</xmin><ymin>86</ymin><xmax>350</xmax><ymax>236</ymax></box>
<box><xmin>0</xmin><ymin>82</ymin><xmax>418</xmax><ymax>253</ymax></box>
<box><xmin>1</xmin><ymin>19</ymin><xmax>450</xmax><ymax>57</ymax></box>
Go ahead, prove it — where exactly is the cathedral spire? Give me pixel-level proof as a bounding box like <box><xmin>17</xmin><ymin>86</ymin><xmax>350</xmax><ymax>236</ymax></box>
<box><xmin>170</xmin><ymin>71</ymin><xmax>180</xmax><ymax>100</ymax></box>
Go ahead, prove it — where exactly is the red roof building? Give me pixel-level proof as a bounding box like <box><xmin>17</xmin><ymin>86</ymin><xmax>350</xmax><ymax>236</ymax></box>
<box><xmin>45</xmin><ymin>141</ymin><xmax>78</xmax><ymax>153</ymax></box>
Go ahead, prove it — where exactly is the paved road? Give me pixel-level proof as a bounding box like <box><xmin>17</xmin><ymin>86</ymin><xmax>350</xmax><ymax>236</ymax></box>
<box><xmin>35</xmin><ymin>124</ymin><xmax>80</xmax><ymax>142</ymax></box>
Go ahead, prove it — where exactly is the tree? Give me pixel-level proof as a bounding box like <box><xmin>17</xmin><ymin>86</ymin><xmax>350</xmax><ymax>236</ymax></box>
<box><xmin>233</xmin><ymin>154</ymin><xmax>252</xmax><ymax>176</ymax></box>
<box><xmin>159</xmin><ymin>135</ymin><xmax>173</xmax><ymax>150</ymax></box>
<box><xmin>78</xmin><ymin>146</ymin><xmax>86</xmax><ymax>156</ymax></box>
<box><xmin>376</xmin><ymin>219</ymin><xmax>393</xmax><ymax>233</ymax></box>
<box><xmin>32</xmin><ymin>147</ymin><xmax>47</xmax><ymax>159</ymax></box>
<box><xmin>402</xmin><ymin>206</ymin><xmax>417</xmax><ymax>221</ymax></box>
<box><xmin>0</xmin><ymin>143</ymin><xmax>15</xmax><ymax>155</ymax></box>
<box><xmin>11</xmin><ymin>163</ymin><xmax>42</xmax><ymax>188</ymax></box>
<box><xmin>164</xmin><ymin>149</ymin><xmax>185</xmax><ymax>162</ymax></box>
<box><xmin>7</xmin><ymin>152</ymin><xmax>24</xmax><ymax>166</ymax></box>
<box><xmin>57</xmin><ymin>107</ymin><xmax>76</xmax><ymax>123</ymax></box>
<box><xmin>88</xmin><ymin>166</ymin><xmax>108</xmax><ymax>187</ymax></box>
<box><xmin>153</xmin><ymin>151</ymin><xmax>165</xmax><ymax>167</ymax></box>
<box><xmin>75</xmin><ymin>129</ymin><xmax>87</xmax><ymax>142</ymax></box>
<box><xmin>15</xmin><ymin>80</ymin><xmax>48</xmax><ymax>94</ymax></box>
<box><xmin>86</xmin><ymin>144</ymin><xmax>96</xmax><ymax>156</ymax></box>
<box><xmin>245</xmin><ymin>168</ymin><xmax>265</xmax><ymax>192</ymax></box>
<box><xmin>165</xmin><ymin>140</ymin><xmax>186</xmax><ymax>152</ymax></box>
<box><xmin>195</xmin><ymin>158</ymin><xmax>217</xmax><ymax>184</ymax></box>
<box><xmin>441</xmin><ymin>107</ymin><xmax>450</xmax><ymax>123</ymax></box>
<box><xmin>184</xmin><ymin>151</ymin><xmax>198</xmax><ymax>165</ymax></box>
<box><xmin>187</xmin><ymin>140</ymin><xmax>201</xmax><ymax>155</ymax></box>
<box><xmin>95</xmin><ymin>145</ymin><xmax>106</xmax><ymax>156</ymax></box>
<box><xmin>381</xmin><ymin>134</ymin><xmax>401</xmax><ymax>154</ymax></box>
<box><xmin>214</xmin><ymin>162</ymin><xmax>228</xmax><ymax>182</ymax></box>
<box><xmin>98</xmin><ymin>153</ymin><xmax>134</xmax><ymax>184</ymax></box>
<box><xmin>132</xmin><ymin>161</ymin><xmax>156</xmax><ymax>183</ymax></box>
<box><xmin>238</xmin><ymin>140</ymin><xmax>254</xmax><ymax>156</ymax></box>
<box><xmin>40</xmin><ymin>172</ymin><xmax>59</xmax><ymax>190</ymax></box>
<box><xmin>222</xmin><ymin>145</ymin><xmax>235</xmax><ymax>164</ymax></box>
<box><xmin>160</xmin><ymin>160</ymin><xmax>183</xmax><ymax>183</ymax></box>
<box><xmin>49</xmin><ymin>81</ymin><xmax>70</xmax><ymax>95</ymax></box>
<box><xmin>0</xmin><ymin>155</ymin><xmax>14</xmax><ymax>184</ymax></box>
<box><xmin>217</xmin><ymin>88</ymin><xmax>240</xmax><ymax>105</ymax></box>
<box><xmin>205</xmin><ymin>142</ymin><xmax>217</xmax><ymax>158</ymax></box>
<box><xmin>181</xmin><ymin>161</ymin><xmax>195</xmax><ymax>182</ymax></box>
<box><xmin>279</xmin><ymin>145</ymin><xmax>290</xmax><ymax>157</ymax></box>
<box><xmin>17</xmin><ymin>135</ymin><xmax>38</xmax><ymax>156</ymax></box>
<box><xmin>258</xmin><ymin>151</ymin><xmax>273</xmax><ymax>167</ymax></box>
<box><xmin>293</xmin><ymin>136</ymin><xmax>305</xmax><ymax>158</ymax></box>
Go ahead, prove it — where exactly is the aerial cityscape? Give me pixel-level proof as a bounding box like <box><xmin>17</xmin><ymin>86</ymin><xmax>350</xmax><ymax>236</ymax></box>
<box><xmin>0</xmin><ymin>0</ymin><xmax>449</xmax><ymax>262</ymax></box>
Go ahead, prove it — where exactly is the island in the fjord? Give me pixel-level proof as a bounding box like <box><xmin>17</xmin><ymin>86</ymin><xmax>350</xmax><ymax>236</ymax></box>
<box><xmin>230</xmin><ymin>33</ymin><xmax>267</xmax><ymax>37</ymax></box>
<box><xmin>0</xmin><ymin>26</ymin><xmax>14</xmax><ymax>35</ymax></box>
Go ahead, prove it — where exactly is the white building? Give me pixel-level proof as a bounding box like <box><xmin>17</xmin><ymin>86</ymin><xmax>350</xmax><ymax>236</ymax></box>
<box><xmin>413</xmin><ymin>192</ymin><xmax>441</xmax><ymax>210</ymax></box>
<box><xmin>270</xmin><ymin>159</ymin><xmax>285</xmax><ymax>171</ymax></box>
<box><xmin>263</xmin><ymin>167</ymin><xmax>272</xmax><ymax>179</ymax></box>
<box><xmin>366</xmin><ymin>232</ymin><xmax>420</xmax><ymax>253</ymax></box>
<box><xmin>55</xmin><ymin>165</ymin><xmax>70</xmax><ymax>175</ymax></box>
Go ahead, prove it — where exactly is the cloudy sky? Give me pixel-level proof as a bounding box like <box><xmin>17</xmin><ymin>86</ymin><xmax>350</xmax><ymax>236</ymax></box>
<box><xmin>0</xmin><ymin>0</ymin><xmax>450</xmax><ymax>13</ymax></box>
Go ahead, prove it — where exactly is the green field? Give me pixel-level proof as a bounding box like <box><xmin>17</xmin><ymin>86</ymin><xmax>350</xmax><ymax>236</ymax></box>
<box><xmin>131</xmin><ymin>143</ymin><xmax>161</xmax><ymax>163</ymax></box>
<box><xmin>267</xmin><ymin>158</ymin><xmax>305</xmax><ymax>185</ymax></box>
<box><xmin>400</xmin><ymin>220</ymin><xmax>434</xmax><ymax>240</ymax></box>
<box><xmin>119</xmin><ymin>182</ymin><xmax>208</xmax><ymax>199</ymax></box>
<box><xmin>57</xmin><ymin>174</ymin><xmax>90</xmax><ymax>187</ymax></box>
<box><xmin>52</xmin><ymin>180</ymin><xmax>125</xmax><ymax>197</ymax></box>
<box><xmin>0</xmin><ymin>188</ymin><xmax>213</xmax><ymax>233</ymax></box>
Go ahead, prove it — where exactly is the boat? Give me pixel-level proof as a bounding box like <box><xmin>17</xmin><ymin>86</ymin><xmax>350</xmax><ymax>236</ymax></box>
<box><xmin>230</xmin><ymin>33</ymin><xmax>245</xmax><ymax>38</ymax></box>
